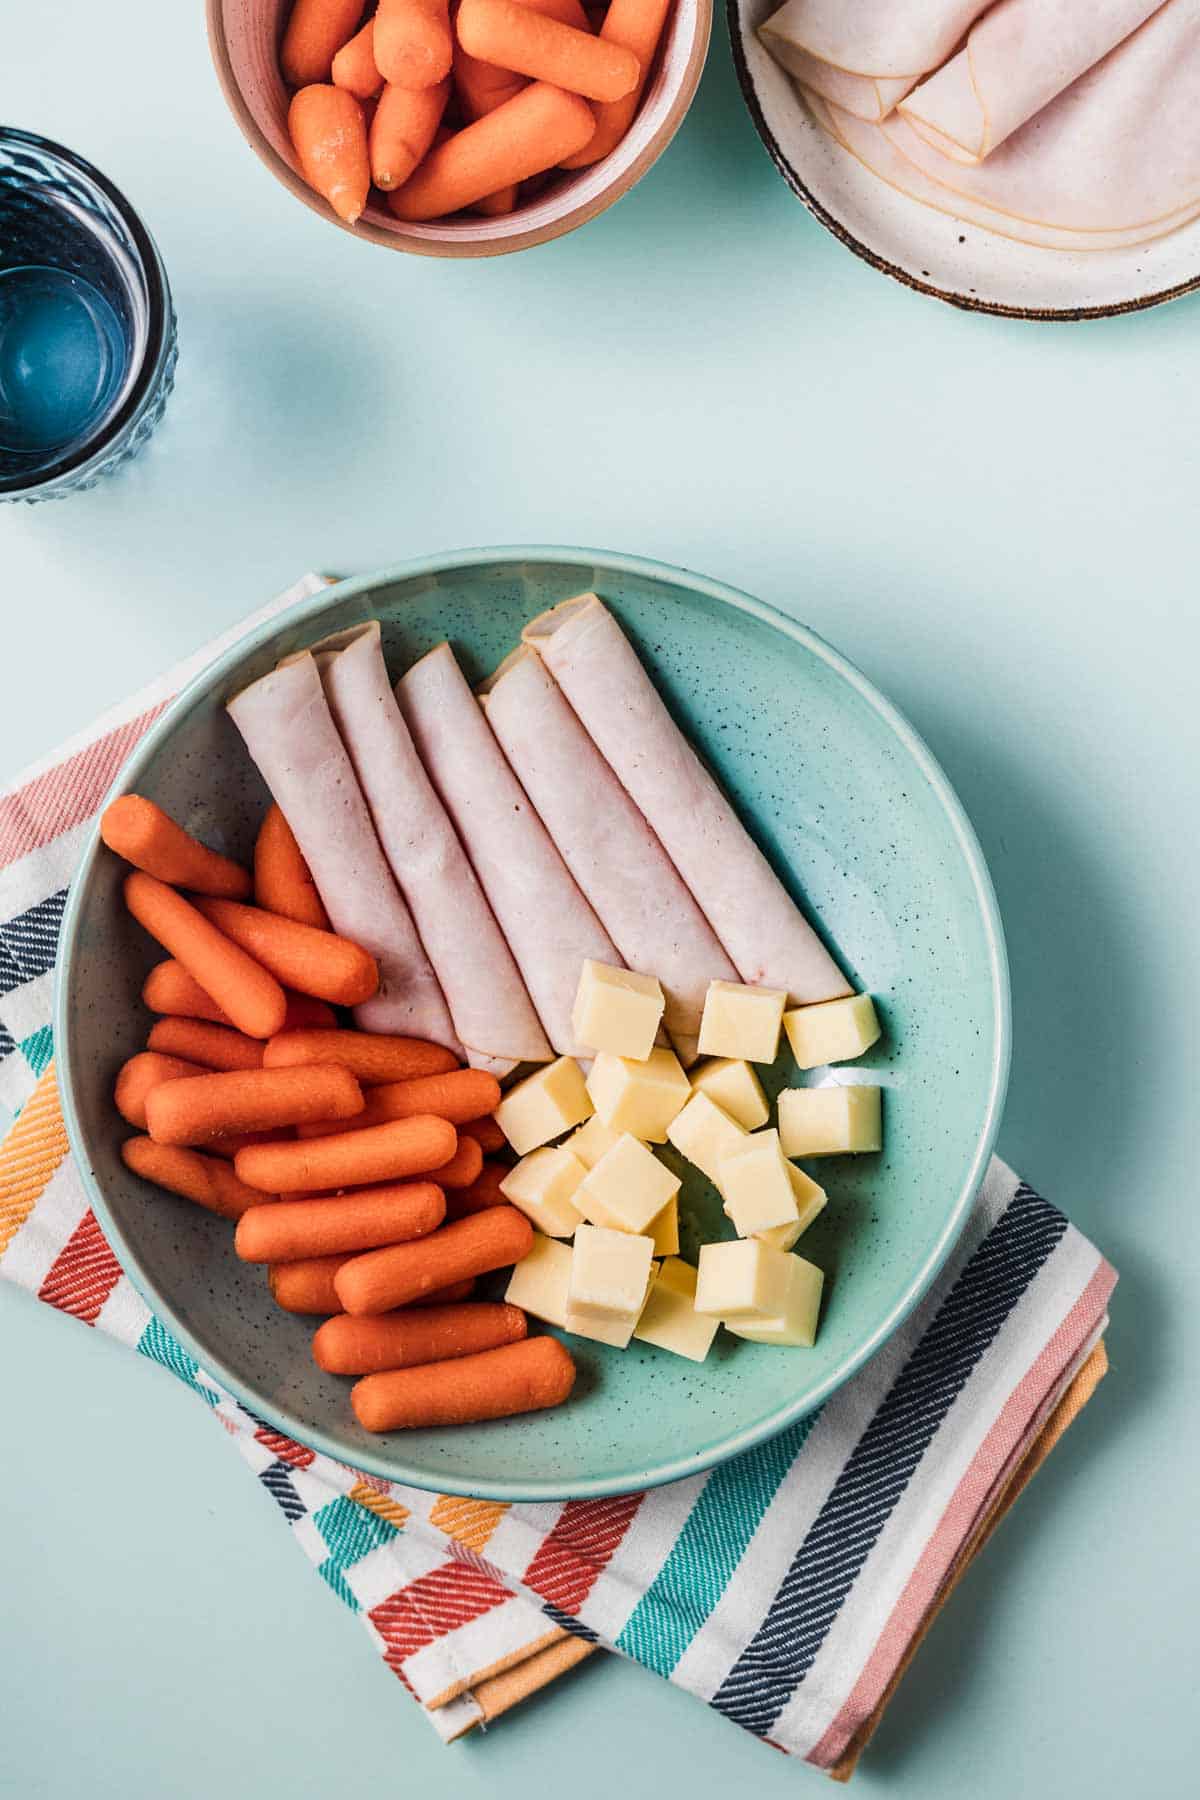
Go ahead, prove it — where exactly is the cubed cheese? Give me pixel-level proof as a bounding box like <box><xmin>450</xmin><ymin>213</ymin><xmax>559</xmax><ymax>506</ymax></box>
<box><xmin>647</xmin><ymin>1196</ymin><xmax>679</xmax><ymax>1258</ymax></box>
<box><xmin>694</xmin><ymin>1237</ymin><xmax>795</xmax><ymax>1322</ymax></box>
<box><xmin>577</xmin><ymin>1133</ymin><xmax>681</xmax><ymax>1234</ymax></box>
<box><xmin>725</xmin><ymin>1256</ymin><xmax>824</xmax><ymax>1347</ymax></box>
<box><xmin>689</xmin><ymin>1057</ymin><xmax>770</xmax><ymax>1130</ymax></box>
<box><xmin>504</xmin><ymin>1233</ymin><xmax>572</xmax><ymax>1328</ymax></box>
<box><xmin>571</xmin><ymin>960</ymin><xmax>665</xmax><ymax>1061</ymax></box>
<box><xmin>783</xmin><ymin>994</ymin><xmax>881</xmax><ymax>1070</ymax></box>
<box><xmin>698</xmin><ymin>980</ymin><xmax>787</xmax><ymax>1064</ymax></box>
<box><xmin>666</xmin><ymin>1091</ymin><xmax>747</xmax><ymax>1187</ymax></box>
<box><xmin>495</xmin><ymin>1056</ymin><xmax>593</xmax><ymax>1155</ymax></box>
<box><xmin>634</xmin><ymin>1258</ymin><xmax>720</xmax><ymax>1362</ymax></box>
<box><xmin>719</xmin><ymin>1128</ymin><xmax>801</xmax><ymax>1236</ymax></box>
<box><xmin>754</xmin><ymin>1166</ymin><xmax>826</xmax><ymax>1250</ymax></box>
<box><xmin>565</xmin><ymin>1272</ymin><xmax>655</xmax><ymax>1349</ymax></box>
<box><xmin>568</xmin><ymin>1223</ymin><xmax>656</xmax><ymax>1321</ymax></box>
<box><xmin>777</xmin><ymin>1084</ymin><xmax>882</xmax><ymax>1156</ymax></box>
<box><xmin>585</xmin><ymin>1046</ymin><xmax>691</xmax><ymax>1142</ymax></box>
<box><xmin>499</xmin><ymin>1146</ymin><xmax>586</xmax><ymax>1237</ymax></box>
<box><xmin>566</xmin><ymin>1113</ymin><xmax>627</xmax><ymax>1169</ymax></box>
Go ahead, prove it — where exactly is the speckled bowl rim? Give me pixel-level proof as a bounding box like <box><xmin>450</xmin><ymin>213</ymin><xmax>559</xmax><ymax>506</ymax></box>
<box><xmin>724</xmin><ymin>2</ymin><xmax>1200</xmax><ymax>322</ymax></box>
<box><xmin>55</xmin><ymin>544</ymin><xmax>1011</xmax><ymax>1501</ymax></box>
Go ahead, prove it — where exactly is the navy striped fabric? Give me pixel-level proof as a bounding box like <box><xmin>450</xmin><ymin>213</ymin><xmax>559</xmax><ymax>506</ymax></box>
<box><xmin>260</xmin><ymin>1461</ymin><xmax>307</xmax><ymax>1524</ymax></box>
<box><xmin>0</xmin><ymin>888</ymin><xmax>67</xmax><ymax>1000</ymax></box>
<box><xmin>712</xmin><ymin>1183</ymin><xmax>1067</xmax><ymax>1735</ymax></box>
<box><xmin>0</xmin><ymin>1019</ymin><xmax>14</xmax><ymax>1067</ymax></box>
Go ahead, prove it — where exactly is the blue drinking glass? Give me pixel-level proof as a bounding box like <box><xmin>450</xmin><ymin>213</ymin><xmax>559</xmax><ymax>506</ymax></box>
<box><xmin>0</xmin><ymin>129</ymin><xmax>177</xmax><ymax>503</ymax></box>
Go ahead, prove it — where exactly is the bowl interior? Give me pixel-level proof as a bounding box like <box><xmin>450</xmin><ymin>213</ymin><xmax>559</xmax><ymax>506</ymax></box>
<box><xmin>58</xmin><ymin>549</ymin><xmax>1008</xmax><ymax>1499</ymax></box>
<box><xmin>215</xmin><ymin>0</ymin><xmax>710</xmax><ymax>254</ymax></box>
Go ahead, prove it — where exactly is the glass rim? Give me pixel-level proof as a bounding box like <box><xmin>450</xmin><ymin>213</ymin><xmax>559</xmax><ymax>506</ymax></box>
<box><xmin>0</xmin><ymin>126</ymin><xmax>172</xmax><ymax>497</ymax></box>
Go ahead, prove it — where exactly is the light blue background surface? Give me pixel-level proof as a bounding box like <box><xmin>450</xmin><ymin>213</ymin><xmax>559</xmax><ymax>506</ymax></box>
<box><xmin>2</xmin><ymin>3</ymin><xmax>1197</xmax><ymax>1795</ymax></box>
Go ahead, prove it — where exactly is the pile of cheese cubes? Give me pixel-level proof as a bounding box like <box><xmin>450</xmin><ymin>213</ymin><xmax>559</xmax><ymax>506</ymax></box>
<box><xmin>495</xmin><ymin>961</ymin><xmax>883</xmax><ymax>1361</ymax></box>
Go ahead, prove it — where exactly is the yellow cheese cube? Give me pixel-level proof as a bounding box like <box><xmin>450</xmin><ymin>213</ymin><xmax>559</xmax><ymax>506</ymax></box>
<box><xmin>495</xmin><ymin>1056</ymin><xmax>593</xmax><ymax>1155</ymax></box>
<box><xmin>783</xmin><ymin>994</ymin><xmax>881</xmax><ymax>1070</ymax></box>
<box><xmin>499</xmin><ymin>1146</ymin><xmax>586</xmax><ymax>1238</ymax></box>
<box><xmin>577</xmin><ymin>1133</ymin><xmax>681</xmax><ymax>1234</ymax></box>
<box><xmin>504</xmin><ymin>1233</ymin><xmax>572</xmax><ymax>1328</ymax></box>
<box><xmin>719</xmin><ymin>1128</ymin><xmax>802</xmax><ymax>1236</ymax></box>
<box><xmin>585</xmin><ymin>1046</ymin><xmax>691</xmax><ymax>1143</ymax></box>
<box><xmin>647</xmin><ymin>1196</ymin><xmax>679</xmax><ymax>1258</ymax></box>
<box><xmin>571</xmin><ymin>960</ymin><xmax>665</xmax><ymax>1061</ymax></box>
<box><xmin>634</xmin><ymin>1259</ymin><xmax>719</xmax><ymax>1362</ymax></box>
<box><xmin>666</xmin><ymin>1091</ymin><xmax>747</xmax><ymax>1189</ymax></box>
<box><xmin>689</xmin><ymin>1057</ymin><xmax>770</xmax><ymax>1130</ymax></box>
<box><xmin>698</xmin><ymin>980</ymin><xmax>787</xmax><ymax>1064</ymax></box>
<box><xmin>725</xmin><ymin>1256</ymin><xmax>825</xmax><ymax>1347</ymax></box>
<box><xmin>750</xmin><ymin>1164</ymin><xmax>826</xmax><ymax>1250</ymax></box>
<box><xmin>568</xmin><ymin>1223</ymin><xmax>656</xmax><ymax>1320</ymax></box>
<box><xmin>566</xmin><ymin>1113</ymin><xmax>627</xmax><ymax>1169</ymax></box>
<box><xmin>565</xmin><ymin>1274</ymin><xmax>655</xmax><ymax>1349</ymax></box>
<box><xmin>777</xmin><ymin>1084</ymin><xmax>882</xmax><ymax>1156</ymax></box>
<box><xmin>694</xmin><ymin>1237</ymin><xmax>795</xmax><ymax>1321</ymax></box>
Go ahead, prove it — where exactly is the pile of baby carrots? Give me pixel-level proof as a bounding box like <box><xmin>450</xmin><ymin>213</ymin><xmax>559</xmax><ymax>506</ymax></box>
<box><xmin>102</xmin><ymin>792</ymin><xmax>575</xmax><ymax>1433</ymax></box>
<box><xmin>281</xmin><ymin>0</ymin><xmax>675</xmax><ymax>225</ymax></box>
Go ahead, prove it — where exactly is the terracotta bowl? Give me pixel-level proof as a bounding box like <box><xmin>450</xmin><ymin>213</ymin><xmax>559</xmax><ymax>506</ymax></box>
<box><xmin>207</xmin><ymin>0</ymin><xmax>711</xmax><ymax>256</ymax></box>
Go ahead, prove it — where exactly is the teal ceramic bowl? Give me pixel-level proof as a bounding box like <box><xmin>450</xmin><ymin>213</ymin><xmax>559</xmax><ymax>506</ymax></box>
<box><xmin>56</xmin><ymin>547</ymin><xmax>1009</xmax><ymax>1501</ymax></box>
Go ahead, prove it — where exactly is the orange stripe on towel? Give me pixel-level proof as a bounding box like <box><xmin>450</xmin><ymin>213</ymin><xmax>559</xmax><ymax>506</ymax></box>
<box><xmin>0</xmin><ymin>1065</ymin><xmax>70</xmax><ymax>1258</ymax></box>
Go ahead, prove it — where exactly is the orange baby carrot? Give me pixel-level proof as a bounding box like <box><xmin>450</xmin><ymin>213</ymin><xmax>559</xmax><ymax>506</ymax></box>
<box><xmin>313</xmin><ymin>1300</ymin><xmax>527</xmax><ymax>1374</ymax></box>
<box><xmin>334</xmin><ymin>1204</ymin><xmax>533</xmax><ymax>1314</ymax></box>
<box><xmin>114</xmin><ymin>1051</ymin><xmax>205</xmax><ymax>1130</ymax></box>
<box><xmin>374</xmin><ymin>0</ymin><xmax>454</xmax><ymax>89</ymax></box>
<box><xmin>351</xmin><ymin>1334</ymin><xmax>575</xmax><ymax>1430</ymax></box>
<box><xmin>288</xmin><ymin>84</ymin><xmax>371</xmax><ymax>224</ymax></box>
<box><xmin>143</xmin><ymin>960</ymin><xmax>233</xmax><ymax>1025</ymax></box>
<box><xmin>560</xmin><ymin>0</ymin><xmax>671</xmax><ymax>167</ymax></box>
<box><xmin>389</xmin><ymin>80</ymin><xmax>594</xmax><ymax>218</ymax></box>
<box><xmin>191</xmin><ymin>899</ymin><xmax>378</xmax><ymax>1007</ymax></box>
<box><xmin>253</xmin><ymin>805</ymin><xmax>330</xmax><ymax>931</ymax></box>
<box><xmin>204</xmin><ymin>1129</ymin><xmax>291</xmax><ymax>1161</ymax></box>
<box><xmin>332</xmin><ymin>19</ymin><xmax>384</xmax><ymax>98</ymax></box>
<box><xmin>236</xmin><ymin>1180</ymin><xmax>445</xmax><ymax>1263</ymax></box>
<box><xmin>147</xmin><ymin>1017</ymin><xmax>266</xmax><ymax>1073</ymax></box>
<box><xmin>100</xmin><ymin>795</ymin><xmax>251</xmax><ymax>898</ymax></box>
<box><xmin>461</xmin><ymin>1115</ymin><xmax>506</xmax><ymax>1153</ymax></box>
<box><xmin>146</xmin><ymin>1065</ymin><xmax>363</xmax><ymax>1148</ymax></box>
<box><xmin>371</xmin><ymin>77</ymin><xmax>451</xmax><ymax>187</ymax></box>
<box><xmin>299</xmin><ymin>1068</ymin><xmax>499</xmax><ymax>1131</ymax></box>
<box><xmin>282</xmin><ymin>993</ymin><xmax>339</xmax><ymax>1031</ymax></box>
<box><xmin>122</xmin><ymin>1136</ymin><xmax>271</xmax><ymax>1222</ymax></box>
<box><xmin>456</xmin><ymin>0</ymin><xmax>638</xmax><ymax>101</ymax></box>
<box><xmin>269</xmin><ymin>1258</ymin><xmax>474</xmax><ymax>1314</ymax></box>
<box><xmin>282</xmin><ymin>0</ymin><xmax>365</xmax><ymax>85</ymax></box>
<box><xmin>444</xmin><ymin>1158</ymin><xmax>508</xmax><ymax>1218</ymax></box>
<box><xmin>124</xmin><ymin>872</ymin><xmax>287</xmax><ymax>1040</ymax></box>
<box><xmin>236</xmin><ymin>1115</ymin><xmax>457</xmax><ymax>1195</ymax></box>
<box><xmin>263</xmin><ymin>1029</ymin><xmax>456</xmax><ymax>1083</ymax></box>
<box><xmin>428</xmin><ymin>1134</ymin><xmax>484</xmax><ymax>1189</ymax></box>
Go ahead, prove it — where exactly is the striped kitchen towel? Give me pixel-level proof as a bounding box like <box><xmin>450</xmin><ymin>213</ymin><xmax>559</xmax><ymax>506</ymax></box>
<box><xmin>0</xmin><ymin>576</ymin><xmax>1116</xmax><ymax>1775</ymax></box>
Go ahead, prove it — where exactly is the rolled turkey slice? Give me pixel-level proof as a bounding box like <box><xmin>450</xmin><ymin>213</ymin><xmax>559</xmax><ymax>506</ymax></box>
<box><xmin>900</xmin><ymin>0</ymin><xmax>1166</xmax><ymax>165</ymax></box>
<box><xmin>395</xmin><ymin>641</ymin><xmax>622</xmax><ymax>1059</ymax></box>
<box><xmin>522</xmin><ymin>596</ymin><xmax>849</xmax><ymax>1007</ymax></box>
<box><xmin>758</xmin><ymin>0</ymin><xmax>992</xmax><ymax>122</ymax></box>
<box><xmin>479</xmin><ymin>646</ymin><xmax>738</xmax><ymax>1065</ymax></box>
<box><xmin>227</xmin><ymin>653</ymin><xmax>461</xmax><ymax>1051</ymax></box>
<box><xmin>314</xmin><ymin>622</ymin><xmax>552</xmax><ymax>1077</ymax></box>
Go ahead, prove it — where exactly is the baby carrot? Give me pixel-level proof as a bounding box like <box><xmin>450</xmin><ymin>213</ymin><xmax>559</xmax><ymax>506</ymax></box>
<box><xmin>253</xmin><ymin>805</ymin><xmax>330</xmax><ymax>931</ymax></box>
<box><xmin>428</xmin><ymin>1134</ymin><xmax>484</xmax><ymax>1189</ymax></box>
<box><xmin>288</xmin><ymin>84</ymin><xmax>371</xmax><ymax>224</ymax></box>
<box><xmin>351</xmin><ymin>1334</ymin><xmax>575</xmax><ymax>1431</ymax></box>
<box><xmin>388</xmin><ymin>81</ymin><xmax>595</xmax><ymax>219</ymax></box>
<box><xmin>124</xmin><ymin>872</ymin><xmax>287</xmax><ymax>1040</ymax></box>
<box><xmin>331</xmin><ymin>19</ymin><xmax>384</xmax><ymax>99</ymax></box>
<box><xmin>444</xmin><ymin>1158</ymin><xmax>508</xmax><ymax>1218</ymax></box>
<box><xmin>297</xmin><ymin>1068</ymin><xmax>499</xmax><ymax>1135</ymax></box>
<box><xmin>146</xmin><ymin>1065</ymin><xmax>363</xmax><ymax>1147</ymax></box>
<box><xmin>101</xmin><ymin>795</ymin><xmax>251</xmax><ymax>898</ymax></box>
<box><xmin>461</xmin><ymin>1115</ymin><xmax>506</xmax><ymax>1153</ymax></box>
<box><xmin>269</xmin><ymin>1258</ymin><xmax>475</xmax><ymax>1314</ymax></box>
<box><xmin>263</xmin><ymin>1029</ymin><xmax>456</xmax><ymax>1083</ymax></box>
<box><xmin>560</xmin><ymin>0</ymin><xmax>672</xmax><ymax>167</ymax></box>
<box><xmin>122</xmin><ymin>1136</ymin><xmax>271</xmax><ymax>1222</ymax></box>
<box><xmin>191</xmin><ymin>899</ymin><xmax>378</xmax><ymax>1007</ymax></box>
<box><xmin>334</xmin><ymin>1204</ymin><xmax>533</xmax><ymax>1314</ymax></box>
<box><xmin>236</xmin><ymin>1115</ymin><xmax>457</xmax><ymax>1194</ymax></box>
<box><xmin>236</xmin><ymin>1181</ymin><xmax>445</xmax><ymax>1263</ymax></box>
<box><xmin>370</xmin><ymin>76</ymin><xmax>451</xmax><ymax>187</ymax></box>
<box><xmin>281</xmin><ymin>0</ymin><xmax>365</xmax><ymax>86</ymax></box>
<box><xmin>313</xmin><ymin>1301</ymin><xmax>527</xmax><ymax>1374</ymax></box>
<box><xmin>147</xmin><ymin>1017</ymin><xmax>266</xmax><ymax>1073</ymax></box>
<box><xmin>114</xmin><ymin>1051</ymin><xmax>205</xmax><ymax>1130</ymax></box>
<box><xmin>143</xmin><ymin>960</ymin><xmax>233</xmax><ymax>1025</ymax></box>
<box><xmin>374</xmin><ymin>0</ymin><xmax>454</xmax><ymax>89</ymax></box>
<box><xmin>282</xmin><ymin>993</ymin><xmax>339</xmax><ymax>1031</ymax></box>
<box><xmin>456</xmin><ymin>0</ymin><xmax>639</xmax><ymax>102</ymax></box>
<box><xmin>204</xmin><ymin>1129</ymin><xmax>291</xmax><ymax>1161</ymax></box>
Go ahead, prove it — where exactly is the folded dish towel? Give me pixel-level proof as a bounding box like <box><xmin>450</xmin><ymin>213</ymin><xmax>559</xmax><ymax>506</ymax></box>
<box><xmin>0</xmin><ymin>575</ymin><xmax>1117</xmax><ymax>1776</ymax></box>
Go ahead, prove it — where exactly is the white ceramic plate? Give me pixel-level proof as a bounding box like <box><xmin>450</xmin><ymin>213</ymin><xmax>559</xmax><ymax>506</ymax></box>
<box><xmin>728</xmin><ymin>0</ymin><xmax>1200</xmax><ymax>319</ymax></box>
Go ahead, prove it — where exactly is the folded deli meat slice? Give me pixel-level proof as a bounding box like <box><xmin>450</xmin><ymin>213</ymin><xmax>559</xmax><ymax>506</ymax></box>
<box><xmin>523</xmin><ymin>596</ymin><xmax>849</xmax><ymax>1008</ymax></box>
<box><xmin>227</xmin><ymin>653</ymin><xmax>461</xmax><ymax>1050</ymax></box>
<box><xmin>759</xmin><ymin>0</ymin><xmax>992</xmax><ymax>122</ymax></box>
<box><xmin>900</xmin><ymin>0</ymin><xmax>1165</xmax><ymax>164</ymax></box>
<box><xmin>479</xmin><ymin>647</ymin><xmax>738</xmax><ymax>1066</ymax></box>
<box><xmin>315</xmin><ymin>623</ymin><xmax>551</xmax><ymax>1076</ymax></box>
<box><xmin>396</xmin><ymin>641</ymin><xmax>621</xmax><ymax>1060</ymax></box>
